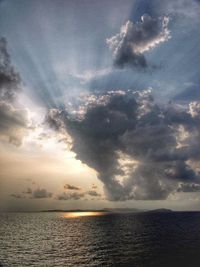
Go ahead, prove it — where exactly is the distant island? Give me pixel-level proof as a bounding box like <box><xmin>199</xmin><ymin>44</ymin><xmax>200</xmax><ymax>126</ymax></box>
<box><xmin>40</xmin><ymin>208</ymin><xmax>173</xmax><ymax>214</ymax></box>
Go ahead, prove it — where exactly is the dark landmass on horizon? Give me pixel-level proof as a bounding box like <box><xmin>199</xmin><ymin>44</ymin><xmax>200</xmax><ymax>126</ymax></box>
<box><xmin>40</xmin><ymin>208</ymin><xmax>200</xmax><ymax>214</ymax></box>
<box><xmin>3</xmin><ymin>208</ymin><xmax>200</xmax><ymax>213</ymax></box>
<box><xmin>40</xmin><ymin>208</ymin><xmax>177</xmax><ymax>213</ymax></box>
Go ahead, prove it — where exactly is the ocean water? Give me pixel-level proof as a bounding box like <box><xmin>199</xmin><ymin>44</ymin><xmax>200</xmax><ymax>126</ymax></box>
<box><xmin>0</xmin><ymin>211</ymin><xmax>200</xmax><ymax>267</ymax></box>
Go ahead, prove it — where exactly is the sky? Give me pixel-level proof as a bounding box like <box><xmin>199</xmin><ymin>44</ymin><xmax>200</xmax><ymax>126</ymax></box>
<box><xmin>0</xmin><ymin>0</ymin><xmax>200</xmax><ymax>211</ymax></box>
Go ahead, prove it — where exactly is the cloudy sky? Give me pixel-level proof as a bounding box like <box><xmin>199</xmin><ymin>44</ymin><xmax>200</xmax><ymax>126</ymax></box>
<box><xmin>0</xmin><ymin>0</ymin><xmax>200</xmax><ymax>211</ymax></box>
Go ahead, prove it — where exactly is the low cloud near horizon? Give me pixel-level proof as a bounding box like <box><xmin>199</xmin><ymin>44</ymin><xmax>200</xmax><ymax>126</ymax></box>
<box><xmin>11</xmin><ymin>183</ymin><xmax>102</xmax><ymax>202</ymax></box>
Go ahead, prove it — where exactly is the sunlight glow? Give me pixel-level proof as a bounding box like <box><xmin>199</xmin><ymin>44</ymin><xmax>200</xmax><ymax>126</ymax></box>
<box><xmin>62</xmin><ymin>212</ymin><xmax>107</xmax><ymax>218</ymax></box>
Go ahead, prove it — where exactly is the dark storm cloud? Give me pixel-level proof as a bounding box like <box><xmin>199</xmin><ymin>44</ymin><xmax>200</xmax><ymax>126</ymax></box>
<box><xmin>47</xmin><ymin>90</ymin><xmax>200</xmax><ymax>201</ymax></box>
<box><xmin>164</xmin><ymin>161</ymin><xmax>199</xmax><ymax>182</ymax></box>
<box><xmin>0</xmin><ymin>37</ymin><xmax>21</xmax><ymax>102</ymax></box>
<box><xmin>107</xmin><ymin>14</ymin><xmax>170</xmax><ymax>69</ymax></box>
<box><xmin>0</xmin><ymin>101</ymin><xmax>28</xmax><ymax>146</ymax></box>
<box><xmin>0</xmin><ymin>37</ymin><xmax>29</xmax><ymax>146</ymax></box>
<box><xmin>177</xmin><ymin>183</ymin><xmax>200</xmax><ymax>193</ymax></box>
<box><xmin>64</xmin><ymin>184</ymin><xmax>81</xmax><ymax>191</ymax></box>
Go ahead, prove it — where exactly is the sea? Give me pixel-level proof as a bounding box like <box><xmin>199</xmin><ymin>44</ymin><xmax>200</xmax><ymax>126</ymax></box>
<box><xmin>0</xmin><ymin>211</ymin><xmax>200</xmax><ymax>267</ymax></box>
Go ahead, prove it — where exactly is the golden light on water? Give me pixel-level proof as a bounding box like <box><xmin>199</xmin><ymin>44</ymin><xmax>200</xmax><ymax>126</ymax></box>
<box><xmin>62</xmin><ymin>212</ymin><xmax>107</xmax><ymax>218</ymax></box>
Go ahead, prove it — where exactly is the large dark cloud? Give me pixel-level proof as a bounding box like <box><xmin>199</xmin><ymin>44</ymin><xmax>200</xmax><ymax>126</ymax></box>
<box><xmin>0</xmin><ymin>37</ymin><xmax>21</xmax><ymax>102</ymax></box>
<box><xmin>0</xmin><ymin>37</ymin><xmax>29</xmax><ymax>146</ymax></box>
<box><xmin>46</xmin><ymin>90</ymin><xmax>200</xmax><ymax>201</ymax></box>
<box><xmin>107</xmin><ymin>14</ymin><xmax>170</xmax><ymax>69</ymax></box>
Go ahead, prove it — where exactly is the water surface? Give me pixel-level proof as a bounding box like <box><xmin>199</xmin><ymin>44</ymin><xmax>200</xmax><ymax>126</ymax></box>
<box><xmin>0</xmin><ymin>211</ymin><xmax>200</xmax><ymax>267</ymax></box>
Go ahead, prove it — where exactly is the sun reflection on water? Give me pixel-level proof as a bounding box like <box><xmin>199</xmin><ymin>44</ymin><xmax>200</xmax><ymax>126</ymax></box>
<box><xmin>62</xmin><ymin>212</ymin><xmax>107</xmax><ymax>218</ymax></box>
